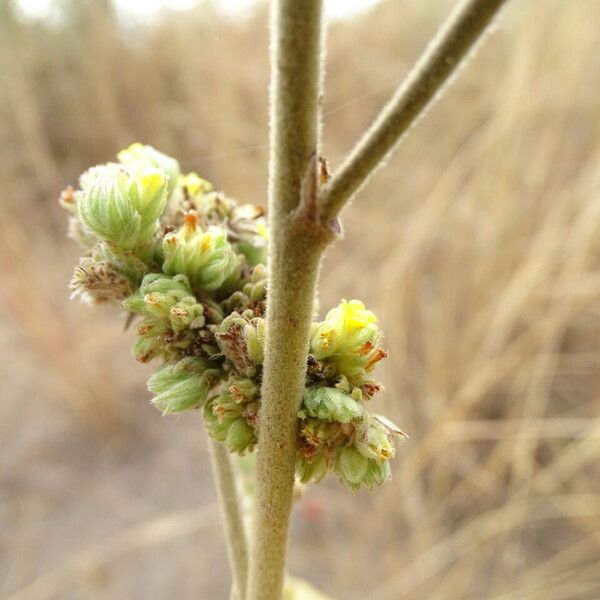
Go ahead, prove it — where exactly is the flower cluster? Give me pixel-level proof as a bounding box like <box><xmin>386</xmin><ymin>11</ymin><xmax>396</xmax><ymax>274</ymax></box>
<box><xmin>62</xmin><ymin>143</ymin><xmax>405</xmax><ymax>490</ymax></box>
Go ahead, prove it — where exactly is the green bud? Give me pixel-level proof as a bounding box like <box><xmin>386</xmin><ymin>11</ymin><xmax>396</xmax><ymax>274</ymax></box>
<box><xmin>77</xmin><ymin>164</ymin><xmax>168</xmax><ymax>251</ymax></box>
<box><xmin>132</xmin><ymin>334</ymin><xmax>165</xmax><ymax>364</ymax></box>
<box><xmin>220</xmin><ymin>290</ymin><xmax>249</xmax><ymax>315</ymax></box>
<box><xmin>162</xmin><ymin>212</ymin><xmax>237</xmax><ymax>291</ymax></box>
<box><xmin>123</xmin><ymin>273</ymin><xmax>206</xmax><ymax>363</ymax></box>
<box><xmin>139</xmin><ymin>272</ymin><xmax>193</xmax><ymax>296</ymax></box>
<box><xmin>225</xmin><ymin>418</ymin><xmax>256</xmax><ymax>454</ymax></box>
<box><xmin>246</xmin><ymin>317</ymin><xmax>265</xmax><ymax>365</ymax></box>
<box><xmin>353</xmin><ymin>415</ymin><xmax>396</xmax><ymax>462</ymax></box>
<box><xmin>242</xmin><ymin>263</ymin><xmax>267</xmax><ymax>303</ymax></box>
<box><xmin>147</xmin><ymin>357</ymin><xmax>219</xmax><ymax>414</ymax></box>
<box><xmin>334</xmin><ymin>446</ymin><xmax>369</xmax><ymax>489</ymax></box>
<box><xmin>117</xmin><ymin>143</ymin><xmax>181</xmax><ymax>196</ymax></box>
<box><xmin>296</xmin><ymin>452</ymin><xmax>330</xmax><ymax>484</ymax></box>
<box><xmin>204</xmin><ymin>378</ymin><xmax>258</xmax><ymax>454</ymax></box>
<box><xmin>124</xmin><ymin>274</ymin><xmax>201</xmax><ymax>321</ymax></box>
<box><xmin>228</xmin><ymin>377</ymin><xmax>259</xmax><ymax>403</ymax></box>
<box><xmin>97</xmin><ymin>243</ymin><xmax>150</xmax><ymax>283</ymax></box>
<box><xmin>302</xmin><ymin>387</ymin><xmax>363</xmax><ymax>423</ymax></box>
<box><xmin>203</xmin><ymin>298</ymin><xmax>225</xmax><ymax>324</ymax></box>
<box><xmin>203</xmin><ymin>398</ymin><xmax>236</xmax><ymax>441</ymax></box>
<box><xmin>362</xmin><ymin>458</ymin><xmax>392</xmax><ymax>489</ymax></box>
<box><xmin>220</xmin><ymin>263</ymin><xmax>267</xmax><ymax>313</ymax></box>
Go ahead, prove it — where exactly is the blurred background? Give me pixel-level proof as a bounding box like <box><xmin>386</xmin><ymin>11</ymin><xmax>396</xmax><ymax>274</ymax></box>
<box><xmin>1</xmin><ymin>0</ymin><xmax>600</xmax><ymax>598</ymax></box>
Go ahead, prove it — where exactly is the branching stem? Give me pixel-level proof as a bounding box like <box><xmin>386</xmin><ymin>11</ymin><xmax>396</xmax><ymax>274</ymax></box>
<box><xmin>318</xmin><ymin>0</ymin><xmax>509</xmax><ymax>220</ymax></box>
<box><xmin>208</xmin><ymin>436</ymin><xmax>249</xmax><ymax>600</ymax></box>
<box><xmin>244</xmin><ymin>1</ymin><xmax>510</xmax><ymax>598</ymax></box>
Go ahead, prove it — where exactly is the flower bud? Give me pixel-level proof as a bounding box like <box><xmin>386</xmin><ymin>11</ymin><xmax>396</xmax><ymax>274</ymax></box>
<box><xmin>220</xmin><ymin>263</ymin><xmax>267</xmax><ymax>314</ymax></box>
<box><xmin>168</xmin><ymin>297</ymin><xmax>206</xmax><ymax>332</ymax></box>
<box><xmin>162</xmin><ymin>212</ymin><xmax>237</xmax><ymax>291</ymax></box>
<box><xmin>147</xmin><ymin>357</ymin><xmax>220</xmax><ymax>414</ymax></box>
<box><xmin>362</xmin><ymin>458</ymin><xmax>392</xmax><ymax>489</ymax></box>
<box><xmin>225</xmin><ymin>418</ymin><xmax>256</xmax><ymax>454</ymax></box>
<box><xmin>203</xmin><ymin>399</ymin><xmax>237</xmax><ymax>440</ymax></box>
<box><xmin>117</xmin><ymin>143</ymin><xmax>181</xmax><ymax>196</ymax></box>
<box><xmin>129</xmin><ymin>275</ymin><xmax>204</xmax><ymax>328</ymax></box>
<box><xmin>309</xmin><ymin>299</ymin><xmax>387</xmax><ymax>380</ymax></box>
<box><xmin>123</xmin><ymin>274</ymin><xmax>206</xmax><ymax>362</ymax></box>
<box><xmin>296</xmin><ymin>452</ymin><xmax>329</xmax><ymax>484</ymax></box>
<box><xmin>353</xmin><ymin>415</ymin><xmax>396</xmax><ymax>461</ymax></box>
<box><xmin>97</xmin><ymin>243</ymin><xmax>150</xmax><ymax>283</ymax></box>
<box><xmin>124</xmin><ymin>273</ymin><xmax>194</xmax><ymax>317</ymax></box>
<box><xmin>302</xmin><ymin>387</ymin><xmax>363</xmax><ymax>423</ymax></box>
<box><xmin>334</xmin><ymin>446</ymin><xmax>369</xmax><ymax>489</ymax></box>
<box><xmin>228</xmin><ymin>377</ymin><xmax>259</xmax><ymax>403</ymax></box>
<box><xmin>77</xmin><ymin>164</ymin><xmax>168</xmax><ymax>250</ymax></box>
<box><xmin>242</xmin><ymin>263</ymin><xmax>267</xmax><ymax>303</ymax></box>
<box><xmin>220</xmin><ymin>290</ymin><xmax>249</xmax><ymax>315</ymax></box>
<box><xmin>246</xmin><ymin>317</ymin><xmax>265</xmax><ymax>365</ymax></box>
<box><xmin>204</xmin><ymin>378</ymin><xmax>258</xmax><ymax>454</ymax></box>
<box><xmin>132</xmin><ymin>334</ymin><xmax>166</xmax><ymax>365</ymax></box>
<box><xmin>203</xmin><ymin>298</ymin><xmax>225</xmax><ymax>324</ymax></box>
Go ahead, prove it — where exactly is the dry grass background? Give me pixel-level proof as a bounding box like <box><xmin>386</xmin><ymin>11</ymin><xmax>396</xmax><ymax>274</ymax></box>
<box><xmin>1</xmin><ymin>0</ymin><xmax>600</xmax><ymax>598</ymax></box>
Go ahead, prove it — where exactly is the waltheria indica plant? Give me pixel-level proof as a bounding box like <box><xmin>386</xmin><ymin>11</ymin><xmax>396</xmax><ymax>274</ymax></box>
<box><xmin>62</xmin><ymin>142</ymin><xmax>403</xmax><ymax>489</ymax></box>
<box><xmin>62</xmin><ymin>0</ymin><xmax>509</xmax><ymax>598</ymax></box>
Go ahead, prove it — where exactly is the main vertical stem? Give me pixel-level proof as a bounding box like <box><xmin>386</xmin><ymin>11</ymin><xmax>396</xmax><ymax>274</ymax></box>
<box><xmin>247</xmin><ymin>2</ymin><xmax>325</xmax><ymax>599</ymax></box>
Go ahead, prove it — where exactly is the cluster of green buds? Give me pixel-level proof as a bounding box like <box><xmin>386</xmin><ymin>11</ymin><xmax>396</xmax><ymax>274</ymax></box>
<box><xmin>62</xmin><ymin>143</ymin><xmax>404</xmax><ymax>490</ymax></box>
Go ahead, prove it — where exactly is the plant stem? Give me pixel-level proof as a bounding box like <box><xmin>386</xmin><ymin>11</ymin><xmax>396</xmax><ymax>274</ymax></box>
<box><xmin>207</xmin><ymin>436</ymin><xmax>249</xmax><ymax>600</ymax></box>
<box><xmin>318</xmin><ymin>0</ymin><xmax>510</xmax><ymax>220</ymax></box>
<box><xmin>247</xmin><ymin>1</ymin><xmax>325</xmax><ymax>599</ymax></box>
<box><xmin>246</xmin><ymin>1</ymin><xmax>509</xmax><ymax>598</ymax></box>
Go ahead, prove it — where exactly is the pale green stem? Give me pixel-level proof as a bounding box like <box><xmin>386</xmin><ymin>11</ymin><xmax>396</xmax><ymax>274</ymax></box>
<box><xmin>247</xmin><ymin>1</ymin><xmax>326</xmax><ymax>599</ymax></box>
<box><xmin>248</xmin><ymin>1</ymin><xmax>510</xmax><ymax>598</ymax></box>
<box><xmin>318</xmin><ymin>0</ymin><xmax>510</xmax><ymax>220</ymax></box>
<box><xmin>207</xmin><ymin>435</ymin><xmax>249</xmax><ymax>600</ymax></box>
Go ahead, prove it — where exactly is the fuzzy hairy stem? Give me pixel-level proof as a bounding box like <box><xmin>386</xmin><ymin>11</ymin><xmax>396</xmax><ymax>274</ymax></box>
<box><xmin>208</xmin><ymin>436</ymin><xmax>249</xmax><ymax>600</ymax></box>
<box><xmin>247</xmin><ymin>1</ymin><xmax>325</xmax><ymax>599</ymax></box>
<box><xmin>318</xmin><ymin>0</ymin><xmax>509</xmax><ymax>220</ymax></box>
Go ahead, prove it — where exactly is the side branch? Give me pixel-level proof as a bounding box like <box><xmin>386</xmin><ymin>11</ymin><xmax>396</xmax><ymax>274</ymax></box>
<box><xmin>318</xmin><ymin>0</ymin><xmax>510</xmax><ymax>220</ymax></box>
<box><xmin>207</xmin><ymin>436</ymin><xmax>249</xmax><ymax>600</ymax></box>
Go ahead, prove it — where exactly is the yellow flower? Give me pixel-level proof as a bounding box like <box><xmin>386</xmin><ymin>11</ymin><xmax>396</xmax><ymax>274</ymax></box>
<box><xmin>337</xmin><ymin>299</ymin><xmax>377</xmax><ymax>331</ymax></box>
<box><xmin>179</xmin><ymin>172</ymin><xmax>213</xmax><ymax>197</ymax></box>
<box><xmin>117</xmin><ymin>143</ymin><xmax>181</xmax><ymax>195</ymax></box>
<box><xmin>309</xmin><ymin>299</ymin><xmax>385</xmax><ymax>379</ymax></box>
